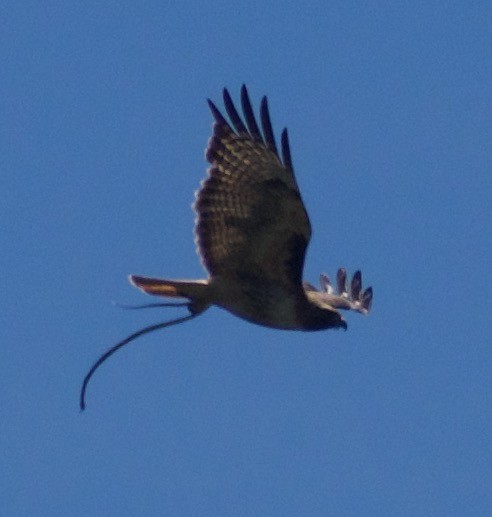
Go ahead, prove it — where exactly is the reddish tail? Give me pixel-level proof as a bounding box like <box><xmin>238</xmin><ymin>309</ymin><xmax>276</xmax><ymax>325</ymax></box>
<box><xmin>129</xmin><ymin>275</ymin><xmax>208</xmax><ymax>300</ymax></box>
<box><xmin>129</xmin><ymin>275</ymin><xmax>210</xmax><ymax>313</ymax></box>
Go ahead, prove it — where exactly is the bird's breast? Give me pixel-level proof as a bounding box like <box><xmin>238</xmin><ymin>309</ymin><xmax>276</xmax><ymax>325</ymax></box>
<box><xmin>209</xmin><ymin>275</ymin><xmax>304</xmax><ymax>330</ymax></box>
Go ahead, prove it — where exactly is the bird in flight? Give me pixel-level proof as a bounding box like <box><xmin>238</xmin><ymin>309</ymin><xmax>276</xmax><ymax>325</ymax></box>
<box><xmin>80</xmin><ymin>85</ymin><xmax>372</xmax><ymax>410</ymax></box>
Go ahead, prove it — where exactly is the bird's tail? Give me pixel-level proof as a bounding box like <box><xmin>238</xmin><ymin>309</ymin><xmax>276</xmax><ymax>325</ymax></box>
<box><xmin>129</xmin><ymin>275</ymin><xmax>210</xmax><ymax>314</ymax></box>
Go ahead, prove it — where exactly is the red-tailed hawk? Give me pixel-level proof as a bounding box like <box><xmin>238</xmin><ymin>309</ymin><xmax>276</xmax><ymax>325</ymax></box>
<box><xmin>80</xmin><ymin>86</ymin><xmax>372</xmax><ymax>409</ymax></box>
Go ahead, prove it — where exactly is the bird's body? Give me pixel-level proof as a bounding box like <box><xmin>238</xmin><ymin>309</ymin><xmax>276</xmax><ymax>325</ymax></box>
<box><xmin>131</xmin><ymin>274</ymin><xmax>339</xmax><ymax>330</ymax></box>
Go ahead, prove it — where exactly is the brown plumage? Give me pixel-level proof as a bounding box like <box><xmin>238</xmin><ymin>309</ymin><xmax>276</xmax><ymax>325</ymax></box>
<box><xmin>131</xmin><ymin>85</ymin><xmax>372</xmax><ymax>330</ymax></box>
<box><xmin>80</xmin><ymin>86</ymin><xmax>372</xmax><ymax>410</ymax></box>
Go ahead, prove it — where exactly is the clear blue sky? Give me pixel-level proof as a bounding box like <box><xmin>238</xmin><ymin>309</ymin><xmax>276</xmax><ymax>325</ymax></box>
<box><xmin>2</xmin><ymin>2</ymin><xmax>491</xmax><ymax>515</ymax></box>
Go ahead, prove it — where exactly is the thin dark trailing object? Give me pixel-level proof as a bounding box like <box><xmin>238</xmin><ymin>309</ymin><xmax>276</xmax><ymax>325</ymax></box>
<box><xmin>80</xmin><ymin>306</ymin><xmax>197</xmax><ymax>411</ymax></box>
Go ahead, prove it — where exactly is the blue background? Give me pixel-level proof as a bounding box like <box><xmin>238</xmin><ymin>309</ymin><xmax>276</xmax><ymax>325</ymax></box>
<box><xmin>2</xmin><ymin>2</ymin><xmax>491</xmax><ymax>515</ymax></box>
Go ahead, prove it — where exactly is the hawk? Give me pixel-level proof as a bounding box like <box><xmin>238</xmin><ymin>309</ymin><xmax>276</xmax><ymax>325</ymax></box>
<box><xmin>80</xmin><ymin>86</ymin><xmax>372</xmax><ymax>409</ymax></box>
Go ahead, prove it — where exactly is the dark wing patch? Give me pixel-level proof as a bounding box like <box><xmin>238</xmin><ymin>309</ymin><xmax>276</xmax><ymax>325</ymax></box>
<box><xmin>194</xmin><ymin>86</ymin><xmax>311</xmax><ymax>292</ymax></box>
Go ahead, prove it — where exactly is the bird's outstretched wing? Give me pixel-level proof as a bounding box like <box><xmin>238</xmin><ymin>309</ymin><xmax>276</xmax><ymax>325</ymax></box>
<box><xmin>194</xmin><ymin>85</ymin><xmax>311</xmax><ymax>293</ymax></box>
<box><xmin>314</xmin><ymin>269</ymin><xmax>373</xmax><ymax>314</ymax></box>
